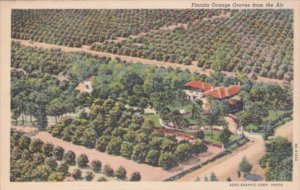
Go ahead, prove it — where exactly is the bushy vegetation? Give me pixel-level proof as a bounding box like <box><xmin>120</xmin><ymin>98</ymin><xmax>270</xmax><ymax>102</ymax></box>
<box><xmin>49</xmin><ymin>98</ymin><xmax>208</xmax><ymax>169</ymax></box>
<box><xmin>260</xmin><ymin>137</ymin><xmax>292</xmax><ymax>181</ymax></box>
<box><xmin>239</xmin><ymin>157</ymin><xmax>252</xmax><ymax>175</ymax></box>
<box><xmin>236</xmin><ymin>76</ymin><xmax>293</xmax><ymax>135</ymax></box>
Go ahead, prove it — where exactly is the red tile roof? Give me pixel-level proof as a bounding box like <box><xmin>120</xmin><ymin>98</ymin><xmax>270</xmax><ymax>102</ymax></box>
<box><xmin>203</xmin><ymin>85</ymin><xmax>240</xmax><ymax>99</ymax></box>
<box><xmin>228</xmin><ymin>85</ymin><xmax>240</xmax><ymax>96</ymax></box>
<box><xmin>184</xmin><ymin>81</ymin><xmax>215</xmax><ymax>91</ymax></box>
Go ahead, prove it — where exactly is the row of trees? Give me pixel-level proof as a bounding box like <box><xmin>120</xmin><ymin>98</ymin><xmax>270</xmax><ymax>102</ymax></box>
<box><xmin>10</xmin><ymin>130</ymin><xmax>140</xmax><ymax>181</ymax></box>
<box><xmin>92</xmin><ymin>10</ymin><xmax>293</xmax><ymax>80</ymax></box>
<box><xmin>49</xmin><ymin>98</ymin><xmax>208</xmax><ymax>170</ymax></box>
<box><xmin>12</xmin><ymin>9</ymin><xmax>224</xmax><ymax>47</ymax></box>
<box><xmin>11</xmin><ymin>130</ymin><xmax>71</xmax><ymax>181</ymax></box>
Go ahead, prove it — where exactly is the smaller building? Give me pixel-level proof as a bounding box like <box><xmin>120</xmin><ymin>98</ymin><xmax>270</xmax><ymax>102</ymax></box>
<box><xmin>76</xmin><ymin>75</ymin><xmax>93</xmax><ymax>93</ymax></box>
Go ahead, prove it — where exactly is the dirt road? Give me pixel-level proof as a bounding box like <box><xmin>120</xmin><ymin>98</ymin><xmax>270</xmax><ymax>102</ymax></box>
<box><xmin>12</xmin><ymin>125</ymin><xmax>222</xmax><ymax>181</ymax></box>
<box><xmin>176</xmin><ymin>121</ymin><xmax>293</xmax><ymax>181</ymax></box>
<box><xmin>12</xmin><ymin>39</ymin><xmax>289</xmax><ymax>87</ymax></box>
<box><xmin>274</xmin><ymin>121</ymin><xmax>293</xmax><ymax>141</ymax></box>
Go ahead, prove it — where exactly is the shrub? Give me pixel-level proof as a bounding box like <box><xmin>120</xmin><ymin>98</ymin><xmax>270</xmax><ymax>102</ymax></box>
<box><xmin>239</xmin><ymin>157</ymin><xmax>252</xmax><ymax>174</ymax></box>
<box><xmin>91</xmin><ymin>160</ymin><xmax>102</xmax><ymax>173</ymax></box>
<box><xmin>219</xmin><ymin>129</ymin><xmax>231</xmax><ymax>144</ymax></box>
<box><xmin>145</xmin><ymin>149</ymin><xmax>159</xmax><ymax>166</ymax></box>
<box><xmin>130</xmin><ymin>172</ymin><xmax>141</xmax><ymax>181</ymax></box>
<box><xmin>48</xmin><ymin>172</ymin><xmax>65</xmax><ymax>181</ymax></box>
<box><xmin>29</xmin><ymin>139</ymin><xmax>44</xmax><ymax>153</ymax></box>
<box><xmin>45</xmin><ymin>157</ymin><xmax>58</xmax><ymax>170</ymax></box>
<box><xmin>192</xmin><ymin>140</ymin><xmax>207</xmax><ymax>154</ymax></box>
<box><xmin>120</xmin><ymin>142</ymin><xmax>134</xmax><ymax>159</ymax></box>
<box><xmin>19</xmin><ymin>135</ymin><xmax>31</xmax><ymax>149</ymax></box>
<box><xmin>72</xmin><ymin>169</ymin><xmax>82</xmax><ymax>180</ymax></box>
<box><xmin>97</xmin><ymin>176</ymin><xmax>107</xmax><ymax>181</ymax></box>
<box><xmin>85</xmin><ymin>171</ymin><xmax>94</xmax><ymax>181</ymax></box>
<box><xmin>210</xmin><ymin>172</ymin><xmax>218</xmax><ymax>181</ymax></box>
<box><xmin>106</xmin><ymin>137</ymin><xmax>122</xmax><ymax>155</ymax></box>
<box><xmin>158</xmin><ymin>152</ymin><xmax>178</xmax><ymax>170</ymax></box>
<box><xmin>53</xmin><ymin>146</ymin><xmax>64</xmax><ymax>160</ymax></box>
<box><xmin>95</xmin><ymin>137</ymin><xmax>109</xmax><ymax>152</ymax></box>
<box><xmin>77</xmin><ymin>153</ymin><xmax>89</xmax><ymax>168</ymax></box>
<box><xmin>63</xmin><ymin>150</ymin><xmax>76</xmax><ymax>165</ymax></box>
<box><xmin>43</xmin><ymin>143</ymin><xmax>54</xmax><ymax>157</ymax></box>
<box><xmin>57</xmin><ymin>161</ymin><xmax>69</xmax><ymax>175</ymax></box>
<box><xmin>115</xmin><ymin>166</ymin><xmax>127</xmax><ymax>180</ymax></box>
<box><xmin>103</xmin><ymin>164</ymin><xmax>114</xmax><ymax>177</ymax></box>
<box><xmin>194</xmin><ymin>130</ymin><xmax>205</xmax><ymax>140</ymax></box>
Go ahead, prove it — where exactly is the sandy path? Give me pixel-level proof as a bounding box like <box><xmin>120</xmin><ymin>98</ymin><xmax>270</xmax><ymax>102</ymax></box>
<box><xmin>176</xmin><ymin>121</ymin><xmax>293</xmax><ymax>181</ymax></box>
<box><xmin>177</xmin><ymin>137</ymin><xmax>265</xmax><ymax>181</ymax></box>
<box><xmin>12</xmin><ymin>126</ymin><xmax>222</xmax><ymax>181</ymax></box>
<box><xmin>12</xmin><ymin>39</ymin><xmax>289</xmax><ymax>87</ymax></box>
<box><xmin>274</xmin><ymin>121</ymin><xmax>293</xmax><ymax>141</ymax></box>
<box><xmin>108</xmin><ymin>22</ymin><xmax>188</xmax><ymax>43</ymax></box>
<box><xmin>225</xmin><ymin>116</ymin><xmax>237</xmax><ymax>135</ymax></box>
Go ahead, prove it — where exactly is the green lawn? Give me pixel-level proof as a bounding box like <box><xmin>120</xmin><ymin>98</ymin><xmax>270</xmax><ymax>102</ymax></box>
<box><xmin>263</xmin><ymin>110</ymin><xmax>284</xmax><ymax>122</ymax></box>
<box><xmin>143</xmin><ymin>114</ymin><xmax>161</xmax><ymax>128</ymax></box>
<box><xmin>168</xmin><ymin>99</ymin><xmax>193</xmax><ymax>112</ymax></box>
<box><xmin>203</xmin><ymin>129</ymin><xmax>222</xmax><ymax>143</ymax></box>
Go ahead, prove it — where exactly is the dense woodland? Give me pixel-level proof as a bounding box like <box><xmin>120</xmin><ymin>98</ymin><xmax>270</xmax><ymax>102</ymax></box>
<box><xmin>12</xmin><ymin>9</ymin><xmax>293</xmax><ymax>80</ymax></box>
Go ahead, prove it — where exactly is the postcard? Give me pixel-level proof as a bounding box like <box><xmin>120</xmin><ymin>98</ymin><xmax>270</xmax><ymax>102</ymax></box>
<box><xmin>0</xmin><ymin>0</ymin><xmax>299</xmax><ymax>190</ymax></box>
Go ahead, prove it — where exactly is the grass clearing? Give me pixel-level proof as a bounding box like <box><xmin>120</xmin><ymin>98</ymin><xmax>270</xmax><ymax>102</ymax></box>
<box><xmin>263</xmin><ymin>110</ymin><xmax>284</xmax><ymax>122</ymax></box>
<box><xmin>143</xmin><ymin>114</ymin><xmax>161</xmax><ymax>128</ymax></box>
<box><xmin>168</xmin><ymin>99</ymin><xmax>193</xmax><ymax>112</ymax></box>
<box><xmin>203</xmin><ymin>129</ymin><xmax>221</xmax><ymax>144</ymax></box>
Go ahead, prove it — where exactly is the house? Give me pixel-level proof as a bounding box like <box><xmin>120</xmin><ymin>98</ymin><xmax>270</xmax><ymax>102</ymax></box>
<box><xmin>202</xmin><ymin>85</ymin><xmax>240</xmax><ymax>99</ymax></box>
<box><xmin>184</xmin><ymin>81</ymin><xmax>215</xmax><ymax>92</ymax></box>
<box><xmin>184</xmin><ymin>80</ymin><xmax>240</xmax><ymax>100</ymax></box>
<box><xmin>184</xmin><ymin>81</ymin><xmax>242</xmax><ymax>113</ymax></box>
<box><xmin>184</xmin><ymin>81</ymin><xmax>215</xmax><ymax>100</ymax></box>
<box><xmin>76</xmin><ymin>75</ymin><xmax>93</xmax><ymax>93</ymax></box>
